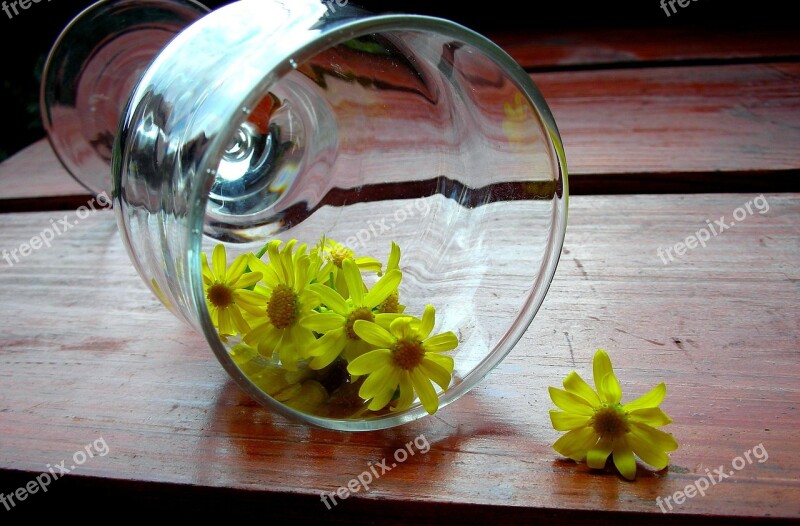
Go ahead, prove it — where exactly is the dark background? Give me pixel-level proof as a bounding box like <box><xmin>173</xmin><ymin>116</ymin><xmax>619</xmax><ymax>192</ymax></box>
<box><xmin>0</xmin><ymin>0</ymin><xmax>793</xmax><ymax>162</ymax></box>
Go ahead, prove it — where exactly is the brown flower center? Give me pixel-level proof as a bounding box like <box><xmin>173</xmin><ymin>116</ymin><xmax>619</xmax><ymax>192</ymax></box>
<box><xmin>327</xmin><ymin>246</ymin><xmax>353</xmax><ymax>268</ymax></box>
<box><xmin>267</xmin><ymin>284</ymin><xmax>298</xmax><ymax>329</ymax></box>
<box><xmin>207</xmin><ymin>283</ymin><xmax>234</xmax><ymax>309</ymax></box>
<box><xmin>592</xmin><ymin>405</ymin><xmax>629</xmax><ymax>439</ymax></box>
<box><xmin>345</xmin><ymin>307</ymin><xmax>375</xmax><ymax>340</ymax></box>
<box><xmin>379</xmin><ymin>292</ymin><xmax>401</xmax><ymax>314</ymax></box>
<box><xmin>392</xmin><ymin>339</ymin><xmax>425</xmax><ymax>370</ymax></box>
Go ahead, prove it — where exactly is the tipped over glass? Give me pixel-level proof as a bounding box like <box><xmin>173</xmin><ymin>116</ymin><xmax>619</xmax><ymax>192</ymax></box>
<box><xmin>47</xmin><ymin>0</ymin><xmax>568</xmax><ymax>431</ymax></box>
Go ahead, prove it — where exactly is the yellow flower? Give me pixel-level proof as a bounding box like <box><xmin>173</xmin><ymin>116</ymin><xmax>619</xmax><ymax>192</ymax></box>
<box><xmin>229</xmin><ymin>344</ymin><xmax>328</xmax><ymax>413</ymax></box>
<box><xmin>301</xmin><ymin>259</ymin><xmax>403</xmax><ymax>370</ymax></box>
<box><xmin>201</xmin><ymin>244</ymin><xmax>264</xmax><ymax>336</ymax></box>
<box><xmin>549</xmin><ymin>349</ymin><xmax>678</xmax><ymax>480</ymax></box>
<box><xmin>347</xmin><ymin>306</ymin><xmax>458</xmax><ymax>415</ymax></box>
<box><xmin>376</xmin><ymin>241</ymin><xmax>406</xmax><ymax>314</ymax></box>
<box><xmin>315</xmin><ymin>237</ymin><xmax>382</xmax><ymax>296</ymax></box>
<box><xmin>243</xmin><ymin>240</ymin><xmax>320</xmax><ymax>371</ymax></box>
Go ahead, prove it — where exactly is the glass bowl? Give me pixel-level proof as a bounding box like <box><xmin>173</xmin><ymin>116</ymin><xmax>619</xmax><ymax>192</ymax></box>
<box><xmin>85</xmin><ymin>0</ymin><xmax>565</xmax><ymax>431</ymax></box>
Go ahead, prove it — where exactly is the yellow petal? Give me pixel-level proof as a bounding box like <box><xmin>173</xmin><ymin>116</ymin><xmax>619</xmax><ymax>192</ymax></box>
<box><xmin>593</xmin><ymin>349</ymin><xmax>613</xmax><ymax>384</ymax></box>
<box><xmin>425</xmin><ymin>353</ymin><xmax>454</xmax><ymax>374</ymax></box>
<box><xmin>367</xmin><ymin>369</ymin><xmax>400</xmax><ymax>411</ymax></box>
<box><xmin>302</xmin><ymin>312</ymin><xmax>345</xmax><ymax>333</ymax></box>
<box><xmin>563</xmin><ymin>371</ymin><xmax>601</xmax><ymax>406</ymax></box>
<box><xmin>228</xmin><ymin>253</ymin><xmax>249</xmax><ymax>280</ymax></box>
<box><xmin>552</xmin><ymin>427</ymin><xmax>598</xmax><ymax>461</ymax></box>
<box><xmin>423</xmin><ymin>332</ymin><xmax>458</xmax><ymax>353</ymax></box>
<box><xmin>417</xmin><ymin>304</ymin><xmax>435</xmax><ymax>340</ymax></box>
<box><xmin>353</xmin><ymin>320</ymin><xmax>395</xmax><ymax>348</ymax></box>
<box><xmin>284</xmin><ymin>381</ymin><xmax>328</xmax><ymax>413</ymax></box>
<box><xmin>364</xmin><ymin>269</ymin><xmax>402</xmax><ymax>308</ymax></box>
<box><xmin>342</xmin><ymin>259</ymin><xmax>365</xmax><ymax>305</ymax></box>
<box><xmin>600</xmin><ymin>372</ymin><xmax>623</xmax><ymax>405</ymax></box>
<box><xmin>359</xmin><ymin>364</ymin><xmax>395</xmax><ymax>399</ymax></box>
<box><xmin>420</xmin><ymin>358</ymin><xmax>452</xmax><ymax>390</ymax></box>
<box><xmin>629</xmin><ymin>422</ymin><xmax>679</xmax><ymax>452</ymax></box>
<box><xmin>627</xmin><ymin>425</ymin><xmax>671</xmax><ymax>470</ymax></box>
<box><xmin>229</xmin><ymin>306</ymin><xmax>251</xmax><ymax>335</ymax></box>
<box><xmin>212</xmin><ymin>244</ymin><xmax>227</xmax><ymax>281</ymax></box>
<box><xmin>309</xmin><ymin>329</ymin><xmax>348</xmax><ymax>370</ymax></box>
<box><xmin>389</xmin><ymin>316</ymin><xmax>414</xmax><ymax>339</ymax></box>
<box><xmin>218</xmin><ymin>308</ymin><xmax>233</xmax><ymax>335</ymax></box>
<box><xmin>348</xmin><ymin>349</ymin><xmax>392</xmax><ymax>375</ymax></box>
<box><xmin>236</xmin><ymin>288</ymin><xmax>266</xmax><ymax>305</ymax></box>
<box><xmin>244</xmin><ymin>321</ymin><xmax>273</xmax><ymax>346</ymax></box>
<box><xmin>628</xmin><ymin>407</ymin><xmax>672</xmax><ymax>427</ymax></box>
<box><xmin>307</xmin><ymin>327</ymin><xmax>346</xmax><ymax>358</ymax></box>
<box><xmin>267</xmin><ymin>241</ymin><xmax>284</xmax><ymax>281</ymax></box>
<box><xmin>248</xmin><ymin>254</ymin><xmax>280</xmax><ymax>288</ymax></box>
<box><xmin>289</xmin><ymin>323</ymin><xmax>316</xmax><ymax>352</ymax></box>
<box><xmin>278</xmin><ymin>337</ymin><xmax>299</xmax><ymax>371</ymax></box>
<box><xmin>411</xmin><ymin>368</ymin><xmax>439</xmax><ymax>414</ymax></box>
<box><xmin>387</xmin><ymin>241</ymin><xmax>400</xmax><ymax>271</ymax></box>
<box><xmin>354</xmin><ymin>256</ymin><xmax>382</xmax><ymax>274</ymax></box>
<box><xmin>233</xmin><ymin>271</ymin><xmax>262</xmax><ymax>290</ymax></box>
<box><xmin>393</xmin><ymin>371</ymin><xmax>414</xmax><ymax>411</ymax></box>
<box><xmin>586</xmin><ymin>437</ymin><xmax>614</xmax><ymax>469</ymax></box>
<box><xmin>549</xmin><ymin>410</ymin><xmax>591</xmax><ymax>431</ymax></box>
<box><xmin>375</xmin><ymin>312</ymin><xmax>405</xmax><ymax>329</ymax></box>
<box><xmin>612</xmin><ymin>437</ymin><xmax>637</xmax><ymax>480</ymax></box>
<box><xmin>201</xmin><ymin>252</ymin><xmax>212</xmax><ymax>280</ymax></box>
<box><xmin>623</xmin><ymin>383</ymin><xmax>667</xmax><ymax>412</ymax></box>
<box><xmin>294</xmin><ymin>254</ymin><xmax>310</xmax><ymax>289</ymax></box>
<box><xmin>548</xmin><ymin>387</ymin><xmax>595</xmax><ymax>416</ymax></box>
<box><xmin>309</xmin><ymin>283</ymin><xmax>348</xmax><ymax>315</ymax></box>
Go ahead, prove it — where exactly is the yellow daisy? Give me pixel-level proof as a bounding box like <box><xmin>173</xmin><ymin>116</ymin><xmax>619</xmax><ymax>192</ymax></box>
<box><xmin>229</xmin><ymin>344</ymin><xmax>328</xmax><ymax>413</ymax></box>
<box><xmin>243</xmin><ymin>240</ymin><xmax>320</xmax><ymax>371</ymax></box>
<box><xmin>315</xmin><ymin>237</ymin><xmax>382</xmax><ymax>296</ymax></box>
<box><xmin>347</xmin><ymin>306</ymin><xmax>458</xmax><ymax>415</ymax></box>
<box><xmin>549</xmin><ymin>349</ymin><xmax>679</xmax><ymax>480</ymax></box>
<box><xmin>376</xmin><ymin>241</ymin><xmax>406</xmax><ymax>314</ymax></box>
<box><xmin>201</xmin><ymin>244</ymin><xmax>264</xmax><ymax>336</ymax></box>
<box><xmin>301</xmin><ymin>258</ymin><xmax>403</xmax><ymax>370</ymax></box>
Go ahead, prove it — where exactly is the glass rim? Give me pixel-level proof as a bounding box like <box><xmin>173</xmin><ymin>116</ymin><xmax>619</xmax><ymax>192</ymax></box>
<box><xmin>40</xmin><ymin>0</ymin><xmax>212</xmax><ymax>196</ymax></box>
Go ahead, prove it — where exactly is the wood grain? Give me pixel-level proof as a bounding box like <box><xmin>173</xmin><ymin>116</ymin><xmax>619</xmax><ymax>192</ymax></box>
<box><xmin>536</xmin><ymin>62</ymin><xmax>800</xmax><ymax>193</ymax></box>
<box><xmin>3</xmin><ymin>60</ymin><xmax>798</xmax><ymax>209</ymax></box>
<box><xmin>0</xmin><ymin>139</ymin><xmax>85</xmax><ymax>204</ymax></box>
<box><xmin>0</xmin><ymin>194</ymin><xmax>797</xmax><ymax>520</ymax></box>
<box><xmin>493</xmin><ymin>28</ymin><xmax>800</xmax><ymax>70</ymax></box>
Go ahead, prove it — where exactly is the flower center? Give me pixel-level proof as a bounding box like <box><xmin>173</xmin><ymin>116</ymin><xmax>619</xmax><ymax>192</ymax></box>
<box><xmin>592</xmin><ymin>404</ymin><xmax>629</xmax><ymax>439</ymax></box>
<box><xmin>391</xmin><ymin>338</ymin><xmax>425</xmax><ymax>370</ymax></box>
<box><xmin>327</xmin><ymin>246</ymin><xmax>353</xmax><ymax>268</ymax></box>
<box><xmin>345</xmin><ymin>307</ymin><xmax>375</xmax><ymax>340</ymax></box>
<box><xmin>267</xmin><ymin>284</ymin><xmax>298</xmax><ymax>329</ymax></box>
<box><xmin>207</xmin><ymin>283</ymin><xmax>234</xmax><ymax>309</ymax></box>
<box><xmin>379</xmin><ymin>292</ymin><xmax>401</xmax><ymax>314</ymax></box>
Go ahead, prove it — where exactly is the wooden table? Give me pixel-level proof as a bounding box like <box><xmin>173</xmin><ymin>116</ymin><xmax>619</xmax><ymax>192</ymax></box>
<box><xmin>1</xmin><ymin>29</ymin><xmax>798</xmax><ymax>522</ymax></box>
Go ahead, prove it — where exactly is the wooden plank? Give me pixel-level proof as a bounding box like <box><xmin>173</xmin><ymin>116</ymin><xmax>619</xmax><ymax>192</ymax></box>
<box><xmin>536</xmin><ymin>62</ymin><xmax>800</xmax><ymax>188</ymax></box>
<box><xmin>0</xmin><ymin>193</ymin><xmax>797</xmax><ymax>520</ymax></box>
<box><xmin>492</xmin><ymin>29</ymin><xmax>800</xmax><ymax>70</ymax></box>
<box><xmin>0</xmin><ymin>139</ymin><xmax>85</xmax><ymax>199</ymax></box>
<box><xmin>2</xmin><ymin>62</ymin><xmax>799</xmax><ymax>208</ymax></box>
